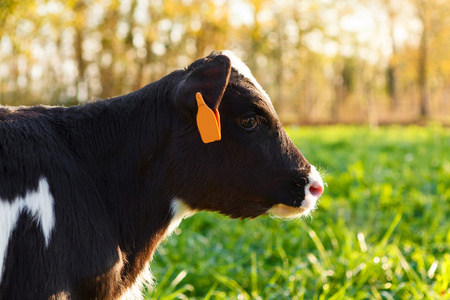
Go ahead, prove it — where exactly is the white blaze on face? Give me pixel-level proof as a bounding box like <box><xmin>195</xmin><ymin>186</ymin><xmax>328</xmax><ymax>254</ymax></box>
<box><xmin>222</xmin><ymin>50</ymin><xmax>272</xmax><ymax>103</ymax></box>
<box><xmin>0</xmin><ymin>178</ymin><xmax>55</xmax><ymax>283</ymax></box>
<box><xmin>269</xmin><ymin>165</ymin><xmax>324</xmax><ymax>219</ymax></box>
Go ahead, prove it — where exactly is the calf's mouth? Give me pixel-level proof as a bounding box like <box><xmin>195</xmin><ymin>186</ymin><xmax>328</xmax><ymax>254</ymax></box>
<box><xmin>268</xmin><ymin>166</ymin><xmax>324</xmax><ymax>219</ymax></box>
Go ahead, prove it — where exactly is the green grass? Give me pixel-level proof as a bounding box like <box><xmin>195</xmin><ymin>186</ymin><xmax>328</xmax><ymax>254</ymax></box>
<box><xmin>145</xmin><ymin>125</ymin><xmax>450</xmax><ymax>299</ymax></box>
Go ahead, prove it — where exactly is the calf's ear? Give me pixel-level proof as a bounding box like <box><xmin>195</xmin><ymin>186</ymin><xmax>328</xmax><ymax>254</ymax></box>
<box><xmin>174</xmin><ymin>54</ymin><xmax>231</xmax><ymax>119</ymax></box>
<box><xmin>174</xmin><ymin>54</ymin><xmax>231</xmax><ymax>143</ymax></box>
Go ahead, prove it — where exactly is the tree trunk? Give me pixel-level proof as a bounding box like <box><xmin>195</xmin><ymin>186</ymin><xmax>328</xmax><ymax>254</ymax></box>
<box><xmin>417</xmin><ymin>0</ymin><xmax>429</xmax><ymax>118</ymax></box>
<box><xmin>386</xmin><ymin>0</ymin><xmax>399</xmax><ymax>110</ymax></box>
<box><xmin>73</xmin><ymin>1</ymin><xmax>87</xmax><ymax>102</ymax></box>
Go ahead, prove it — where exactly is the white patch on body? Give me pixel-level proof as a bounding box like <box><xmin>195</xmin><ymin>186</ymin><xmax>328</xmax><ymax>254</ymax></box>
<box><xmin>0</xmin><ymin>178</ymin><xmax>55</xmax><ymax>283</ymax></box>
<box><xmin>120</xmin><ymin>266</ymin><xmax>153</xmax><ymax>300</ymax></box>
<box><xmin>222</xmin><ymin>50</ymin><xmax>272</xmax><ymax>102</ymax></box>
<box><xmin>268</xmin><ymin>165</ymin><xmax>324</xmax><ymax>219</ymax></box>
<box><xmin>166</xmin><ymin>199</ymin><xmax>196</xmax><ymax>238</ymax></box>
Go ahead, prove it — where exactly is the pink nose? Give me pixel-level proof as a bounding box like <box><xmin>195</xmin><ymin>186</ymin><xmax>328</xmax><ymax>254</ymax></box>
<box><xmin>309</xmin><ymin>181</ymin><xmax>324</xmax><ymax>198</ymax></box>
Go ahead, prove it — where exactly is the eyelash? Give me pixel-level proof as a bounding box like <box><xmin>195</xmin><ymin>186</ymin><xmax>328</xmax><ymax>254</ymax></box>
<box><xmin>239</xmin><ymin>115</ymin><xmax>267</xmax><ymax>131</ymax></box>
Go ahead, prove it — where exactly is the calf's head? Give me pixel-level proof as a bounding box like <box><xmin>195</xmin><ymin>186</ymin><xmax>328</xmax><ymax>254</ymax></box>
<box><xmin>167</xmin><ymin>51</ymin><xmax>323</xmax><ymax>219</ymax></box>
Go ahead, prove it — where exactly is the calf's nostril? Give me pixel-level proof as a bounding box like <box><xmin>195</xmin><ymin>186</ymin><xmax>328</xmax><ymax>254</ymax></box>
<box><xmin>309</xmin><ymin>182</ymin><xmax>324</xmax><ymax>198</ymax></box>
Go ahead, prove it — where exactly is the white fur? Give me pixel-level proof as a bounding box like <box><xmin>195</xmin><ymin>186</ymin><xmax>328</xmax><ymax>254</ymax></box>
<box><xmin>0</xmin><ymin>178</ymin><xmax>55</xmax><ymax>284</ymax></box>
<box><xmin>222</xmin><ymin>50</ymin><xmax>271</xmax><ymax>102</ymax></box>
<box><xmin>302</xmin><ymin>165</ymin><xmax>323</xmax><ymax>211</ymax></box>
<box><xmin>166</xmin><ymin>199</ymin><xmax>196</xmax><ymax>238</ymax></box>
<box><xmin>121</xmin><ymin>199</ymin><xmax>195</xmax><ymax>299</ymax></box>
<box><xmin>120</xmin><ymin>266</ymin><xmax>153</xmax><ymax>300</ymax></box>
<box><xmin>268</xmin><ymin>165</ymin><xmax>324</xmax><ymax>219</ymax></box>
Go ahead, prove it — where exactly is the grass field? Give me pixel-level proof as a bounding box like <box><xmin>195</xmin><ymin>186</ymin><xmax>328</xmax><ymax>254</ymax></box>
<box><xmin>145</xmin><ymin>126</ymin><xmax>450</xmax><ymax>300</ymax></box>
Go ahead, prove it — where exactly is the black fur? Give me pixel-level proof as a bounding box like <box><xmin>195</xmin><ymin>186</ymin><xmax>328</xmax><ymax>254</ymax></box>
<box><xmin>0</xmin><ymin>52</ymin><xmax>312</xmax><ymax>299</ymax></box>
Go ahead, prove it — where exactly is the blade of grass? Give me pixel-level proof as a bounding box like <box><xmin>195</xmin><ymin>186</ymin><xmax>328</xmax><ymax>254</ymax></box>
<box><xmin>150</xmin><ymin>265</ymin><xmax>176</xmax><ymax>298</ymax></box>
<box><xmin>203</xmin><ymin>281</ymin><xmax>219</xmax><ymax>300</ymax></box>
<box><xmin>379</xmin><ymin>212</ymin><xmax>402</xmax><ymax>248</ymax></box>
<box><xmin>393</xmin><ymin>245</ymin><xmax>421</xmax><ymax>283</ymax></box>
<box><xmin>370</xmin><ymin>285</ymin><xmax>383</xmax><ymax>300</ymax></box>
<box><xmin>250</xmin><ymin>251</ymin><xmax>260</xmax><ymax>299</ymax></box>
<box><xmin>301</xmin><ymin>222</ymin><xmax>331</xmax><ymax>269</ymax></box>
<box><xmin>160</xmin><ymin>284</ymin><xmax>193</xmax><ymax>300</ymax></box>
<box><xmin>211</xmin><ymin>270</ymin><xmax>251</xmax><ymax>299</ymax></box>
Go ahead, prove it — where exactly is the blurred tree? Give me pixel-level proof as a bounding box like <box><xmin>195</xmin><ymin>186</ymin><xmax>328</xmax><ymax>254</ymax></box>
<box><xmin>98</xmin><ymin>0</ymin><xmax>120</xmax><ymax>98</ymax></box>
<box><xmin>0</xmin><ymin>0</ymin><xmax>18</xmax><ymax>38</ymax></box>
<box><xmin>70</xmin><ymin>0</ymin><xmax>88</xmax><ymax>101</ymax></box>
<box><xmin>382</xmin><ymin>0</ymin><xmax>399</xmax><ymax>110</ymax></box>
<box><xmin>1</xmin><ymin>0</ymin><xmax>449</xmax><ymax>124</ymax></box>
<box><xmin>415</xmin><ymin>0</ymin><xmax>429</xmax><ymax>118</ymax></box>
<box><xmin>423</xmin><ymin>0</ymin><xmax>450</xmax><ymax>115</ymax></box>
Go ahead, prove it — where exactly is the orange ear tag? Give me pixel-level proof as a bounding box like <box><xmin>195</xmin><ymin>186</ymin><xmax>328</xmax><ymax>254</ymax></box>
<box><xmin>196</xmin><ymin>92</ymin><xmax>221</xmax><ymax>143</ymax></box>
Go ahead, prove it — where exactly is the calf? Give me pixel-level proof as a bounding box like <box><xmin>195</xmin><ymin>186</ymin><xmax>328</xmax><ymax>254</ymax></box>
<box><xmin>0</xmin><ymin>50</ymin><xmax>324</xmax><ymax>299</ymax></box>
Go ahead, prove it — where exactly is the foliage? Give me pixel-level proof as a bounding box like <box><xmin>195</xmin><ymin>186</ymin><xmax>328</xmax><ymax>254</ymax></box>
<box><xmin>1</xmin><ymin>0</ymin><xmax>450</xmax><ymax>123</ymax></box>
<box><xmin>146</xmin><ymin>126</ymin><xmax>450</xmax><ymax>299</ymax></box>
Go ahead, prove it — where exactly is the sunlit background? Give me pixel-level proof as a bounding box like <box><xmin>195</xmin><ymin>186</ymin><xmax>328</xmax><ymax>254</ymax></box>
<box><xmin>1</xmin><ymin>1</ymin><xmax>449</xmax><ymax>299</ymax></box>
<box><xmin>1</xmin><ymin>0</ymin><xmax>450</xmax><ymax>125</ymax></box>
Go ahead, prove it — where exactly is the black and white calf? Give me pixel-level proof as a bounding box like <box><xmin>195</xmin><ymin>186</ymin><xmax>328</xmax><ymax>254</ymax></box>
<box><xmin>0</xmin><ymin>51</ymin><xmax>324</xmax><ymax>299</ymax></box>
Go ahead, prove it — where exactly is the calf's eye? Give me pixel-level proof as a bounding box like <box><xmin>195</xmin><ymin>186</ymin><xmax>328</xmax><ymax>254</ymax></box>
<box><xmin>240</xmin><ymin>116</ymin><xmax>258</xmax><ymax>131</ymax></box>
